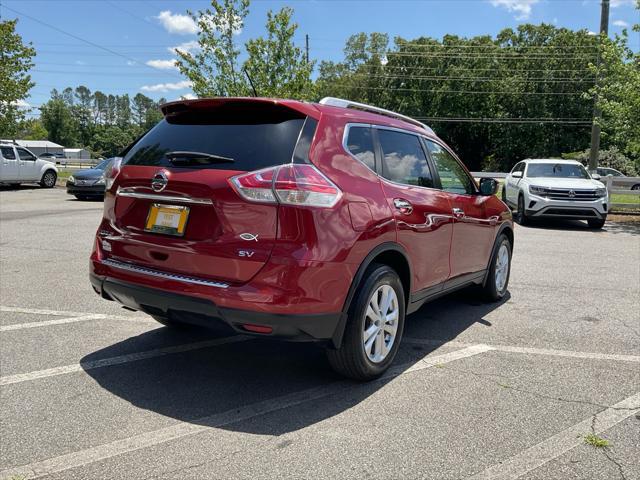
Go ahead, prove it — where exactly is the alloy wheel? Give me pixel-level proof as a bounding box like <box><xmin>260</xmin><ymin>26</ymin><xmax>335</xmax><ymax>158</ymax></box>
<box><xmin>495</xmin><ymin>244</ymin><xmax>510</xmax><ymax>292</ymax></box>
<box><xmin>362</xmin><ymin>284</ymin><xmax>399</xmax><ymax>363</ymax></box>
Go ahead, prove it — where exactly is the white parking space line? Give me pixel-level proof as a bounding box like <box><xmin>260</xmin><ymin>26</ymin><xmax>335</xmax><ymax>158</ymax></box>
<box><xmin>0</xmin><ymin>345</ymin><xmax>491</xmax><ymax>479</ymax></box>
<box><xmin>0</xmin><ymin>336</ymin><xmax>250</xmax><ymax>386</ymax></box>
<box><xmin>0</xmin><ymin>306</ymin><xmax>92</xmax><ymax>317</ymax></box>
<box><xmin>0</xmin><ymin>314</ymin><xmax>108</xmax><ymax>332</ymax></box>
<box><xmin>468</xmin><ymin>392</ymin><xmax>640</xmax><ymax>480</ymax></box>
<box><xmin>403</xmin><ymin>337</ymin><xmax>640</xmax><ymax>363</ymax></box>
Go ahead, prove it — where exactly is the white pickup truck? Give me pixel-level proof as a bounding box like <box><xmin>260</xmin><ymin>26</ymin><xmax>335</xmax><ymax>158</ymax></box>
<box><xmin>0</xmin><ymin>143</ymin><xmax>58</xmax><ymax>188</ymax></box>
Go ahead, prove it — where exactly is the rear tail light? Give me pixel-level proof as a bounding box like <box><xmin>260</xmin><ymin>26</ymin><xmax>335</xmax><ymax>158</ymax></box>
<box><xmin>104</xmin><ymin>157</ymin><xmax>122</xmax><ymax>190</ymax></box>
<box><xmin>230</xmin><ymin>164</ymin><xmax>341</xmax><ymax>208</ymax></box>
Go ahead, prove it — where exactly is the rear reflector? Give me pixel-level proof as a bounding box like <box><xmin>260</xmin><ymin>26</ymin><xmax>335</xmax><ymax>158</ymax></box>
<box><xmin>242</xmin><ymin>324</ymin><xmax>273</xmax><ymax>334</ymax></box>
<box><xmin>230</xmin><ymin>164</ymin><xmax>341</xmax><ymax>208</ymax></box>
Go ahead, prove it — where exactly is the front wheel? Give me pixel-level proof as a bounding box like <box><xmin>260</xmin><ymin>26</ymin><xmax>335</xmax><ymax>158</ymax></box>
<box><xmin>588</xmin><ymin>217</ymin><xmax>606</xmax><ymax>229</ymax></box>
<box><xmin>515</xmin><ymin>194</ymin><xmax>527</xmax><ymax>225</ymax></box>
<box><xmin>40</xmin><ymin>170</ymin><xmax>57</xmax><ymax>188</ymax></box>
<box><xmin>481</xmin><ymin>234</ymin><xmax>512</xmax><ymax>302</ymax></box>
<box><xmin>631</xmin><ymin>184</ymin><xmax>640</xmax><ymax>191</ymax></box>
<box><xmin>327</xmin><ymin>264</ymin><xmax>405</xmax><ymax>381</ymax></box>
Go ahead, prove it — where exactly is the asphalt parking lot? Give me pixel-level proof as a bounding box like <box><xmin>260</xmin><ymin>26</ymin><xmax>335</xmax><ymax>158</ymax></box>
<box><xmin>1</xmin><ymin>186</ymin><xmax>638</xmax><ymax>480</ymax></box>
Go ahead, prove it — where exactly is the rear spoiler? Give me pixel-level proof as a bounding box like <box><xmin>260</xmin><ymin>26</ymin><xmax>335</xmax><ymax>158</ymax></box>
<box><xmin>160</xmin><ymin>97</ymin><xmax>320</xmax><ymax>120</ymax></box>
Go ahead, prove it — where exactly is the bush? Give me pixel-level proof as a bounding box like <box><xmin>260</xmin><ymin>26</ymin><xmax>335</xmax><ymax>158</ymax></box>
<box><xmin>561</xmin><ymin>147</ymin><xmax>638</xmax><ymax>176</ymax></box>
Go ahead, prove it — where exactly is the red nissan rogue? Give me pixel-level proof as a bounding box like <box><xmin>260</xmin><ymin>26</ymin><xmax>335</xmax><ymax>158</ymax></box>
<box><xmin>90</xmin><ymin>97</ymin><xmax>513</xmax><ymax>380</ymax></box>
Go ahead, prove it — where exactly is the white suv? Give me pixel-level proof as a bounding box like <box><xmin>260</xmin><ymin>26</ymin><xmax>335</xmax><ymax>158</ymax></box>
<box><xmin>502</xmin><ymin>159</ymin><xmax>608</xmax><ymax>229</ymax></box>
<box><xmin>0</xmin><ymin>143</ymin><xmax>58</xmax><ymax>188</ymax></box>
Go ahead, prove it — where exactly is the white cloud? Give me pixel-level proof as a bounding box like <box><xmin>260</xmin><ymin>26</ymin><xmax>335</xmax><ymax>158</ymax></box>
<box><xmin>141</xmin><ymin>80</ymin><xmax>193</xmax><ymax>93</ymax></box>
<box><xmin>146</xmin><ymin>59</ymin><xmax>178</xmax><ymax>70</ymax></box>
<box><xmin>490</xmin><ymin>0</ymin><xmax>539</xmax><ymax>20</ymax></box>
<box><xmin>14</xmin><ymin>99</ymin><xmax>30</xmax><ymax>108</ymax></box>
<box><xmin>126</xmin><ymin>60</ymin><xmax>137</xmax><ymax>66</ymax></box>
<box><xmin>156</xmin><ymin>10</ymin><xmax>198</xmax><ymax>35</ymax></box>
<box><xmin>613</xmin><ymin>19</ymin><xmax>630</xmax><ymax>27</ymax></box>
<box><xmin>178</xmin><ymin>93</ymin><xmax>197</xmax><ymax>100</ymax></box>
<box><xmin>167</xmin><ymin>40</ymin><xmax>199</xmax><ymax>56</ymax></box>
<box><xmin>611</xmin><ymin>0</ymin><xmax>634</xmax><ymax>7</ymax></box>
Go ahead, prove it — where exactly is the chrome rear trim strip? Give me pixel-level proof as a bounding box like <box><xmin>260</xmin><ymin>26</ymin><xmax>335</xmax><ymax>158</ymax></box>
<box><xmin>102</xmin><ymin>258</ymin><xmax>229</xmax><ymax>288</ymax></box>
<box><xmin>117</xmin><ymin>188</ymin><xmax>213</xmax><ymax>205</ymax></box>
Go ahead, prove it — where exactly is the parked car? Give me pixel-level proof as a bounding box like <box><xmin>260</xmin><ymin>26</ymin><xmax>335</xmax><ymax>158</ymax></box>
<box><xmin>89</xmin><ymin>97</ymin><xmax>513</xmax><ymax>380</ymax></box>
<box><xmin>594</xmin><ymin>167</ymin><xmax>640</xmax><ymax>190</ymax></box>
<box><xmin>503</xmin><ymin>159</ymin><xmax>608</xmax><ymax>228</ymax></box>
<box><xmin>39</xmin><ymin>152</ymin><xmax>67</xmax><ymax>165</ymax></box>
<box><xmin>0</xmin><ymin>143</ymin><xmax>58</xmax><ymax>188</ymax></box>
<box><xmin>66</xmin><ymin>158</ymin><xmax>114</xmax><ymax>200</ymax></box>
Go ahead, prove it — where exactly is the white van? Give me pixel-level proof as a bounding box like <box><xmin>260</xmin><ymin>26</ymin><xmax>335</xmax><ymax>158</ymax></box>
<box><xmin>0</xmin><ymin>143</ymin><xmax>58</xmax><ymax>188</ymax></box>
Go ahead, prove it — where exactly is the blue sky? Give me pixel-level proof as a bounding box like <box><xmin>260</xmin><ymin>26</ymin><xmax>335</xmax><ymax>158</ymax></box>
<box><xmin>4</xmin><ymin>0</ymin><xmax>639</xmax><ymax>110</ymax></box>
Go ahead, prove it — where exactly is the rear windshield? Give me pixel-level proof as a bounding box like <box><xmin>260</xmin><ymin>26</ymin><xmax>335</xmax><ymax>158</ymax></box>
<box><xmin>527</xmin><ymin>163</ymin><xmax>590</xmax><ymax>179</ymax></box>
<box><xmin>123</xmin><ymin>105</ymin><xmax>311</xmax><ymax>171</ymax></box>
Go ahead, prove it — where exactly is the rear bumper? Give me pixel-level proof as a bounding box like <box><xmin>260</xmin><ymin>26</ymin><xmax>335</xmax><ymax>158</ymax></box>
<box><xmin>90</xmin><ymin>271</ymin><xmax>345</xmax><ymax>344</ymax></box>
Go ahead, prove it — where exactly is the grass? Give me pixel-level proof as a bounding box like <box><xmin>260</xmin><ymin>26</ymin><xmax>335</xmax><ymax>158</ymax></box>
<box><xmin>584</xmin><ymin>433</ymin><xmax>610</xmax><ymax>448</ymax></box>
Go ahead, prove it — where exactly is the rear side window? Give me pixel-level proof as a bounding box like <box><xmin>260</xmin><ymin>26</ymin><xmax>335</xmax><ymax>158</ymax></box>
<box><xmin>378</xmin><ymin>129</ymin><xmax>434</xmax><ymax>188</ymax></box>
<box><xmin>123</xmin><ymin>103</ymin><xmax>313</xmax><ymax>171</ymax></box>
<box><xmin>1</xmin><ymin>147</ymin><xmax>16</xmax><ymax>159</ymax></box>
<box><xmin>16</xmin><ymin>148</ymin><xmax>36</xmax><ymax>161</ymax></box>
<box><xmin>345</xmin><ymin>126</ymin><xmax>375</xmax><ymax>170</ymax></box>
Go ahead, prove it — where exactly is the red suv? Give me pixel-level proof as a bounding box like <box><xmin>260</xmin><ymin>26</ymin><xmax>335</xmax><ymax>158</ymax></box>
<box><xmin>90</xmin><ymin>97</ymin><xmax>513</xmax><ymax>380</ymax></box>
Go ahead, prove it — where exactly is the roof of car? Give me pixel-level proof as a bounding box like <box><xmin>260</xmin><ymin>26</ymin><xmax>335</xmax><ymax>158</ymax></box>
<box><xmin>523</xmin><ymin>158</ymin><xmax>581</xmax><ymax>164</ymax></box>
<box><xmin>160</xmin><ymin>97</ymin><xmax>437</xmax><ymax>140</ymax></box>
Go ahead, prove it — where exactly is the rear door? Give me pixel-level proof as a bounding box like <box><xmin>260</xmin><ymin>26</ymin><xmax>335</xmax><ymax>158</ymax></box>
<box><xmin>0</xmin><ymin>146</ymin><xmax>19</xmax><ymax>181</ymax></box>
<box><xmin>107</xmin><ymin>101</ymin><xmax>316</xmax><ymax>284</ymax></box>
<box><xmin>425</xmin><ymin>140</ymin><xmax>496</xmax><ymax>278</ymax></box>
<box><xmin>375</xmin><ymin>128</ymin><xmax>453</xmax><ymax>293</ymax></box>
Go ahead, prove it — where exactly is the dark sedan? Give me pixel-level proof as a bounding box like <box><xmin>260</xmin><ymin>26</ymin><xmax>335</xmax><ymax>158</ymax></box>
<box><xmin>66</xmin><ymin>158</ymin><xmax>113</xmax><ymax>200</ymax></box>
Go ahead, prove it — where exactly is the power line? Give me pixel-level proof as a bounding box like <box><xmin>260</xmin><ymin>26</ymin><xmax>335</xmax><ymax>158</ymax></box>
<box><xmin>348</xmin><ymin>86</ymin><xmax>587</xmax><ymax>95</ymax></box>
<box><xmin>345</xmin><ymin>73</ymin><xmax>596</xmax><ymax>83</ymax></box>
<box><xmin>415</xmin><ymin>117</ymin><xmax>592</xmax><ymax>125</ymax></box>
<box><xmin>2</xmin><ymin>4</ymin><xmax>182</xmax><ymax>79</ymax></box>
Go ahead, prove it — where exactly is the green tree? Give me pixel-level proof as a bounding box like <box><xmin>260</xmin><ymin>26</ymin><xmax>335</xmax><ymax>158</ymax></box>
<box><xmin>176</xmin><ymin>0</ymin><xmax>250</xmax><ymax>96</ymax></box>
<box><xmin>0</xmin><ymin>19</ymin><xmax>36</xmax><ymax>137</ymax></box>
<box><xmin>40</xmin><ymin>97</ymin><xmax>79</xmax><ymax>147</ymax></box>
<box><xmin>243</xmin><ymin>7</ymin><xmax>314</xmax><ymax>99</ymax></box>
<box><xmin>15</xmin><ymin>118</ymin><xmax>48</xmax><ymax>140</ymax></box>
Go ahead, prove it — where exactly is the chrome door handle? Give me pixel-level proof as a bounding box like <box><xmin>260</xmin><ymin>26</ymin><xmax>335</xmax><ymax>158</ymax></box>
<box><xmin>452</xmin><ymin>207</ymin><xmax>465</xmax><ymax>218</ymax></box>
<box><xmin>393</xmin><ymin>198</ymin><xmax>413</xmax><ymax>215</ymax></box>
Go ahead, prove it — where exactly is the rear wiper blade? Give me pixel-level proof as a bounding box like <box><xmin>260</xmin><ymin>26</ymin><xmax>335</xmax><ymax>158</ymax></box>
<box><xmin>165</xmin><ymin>151</ymin><xmax>235</xmax><ymax>164</ymax></box>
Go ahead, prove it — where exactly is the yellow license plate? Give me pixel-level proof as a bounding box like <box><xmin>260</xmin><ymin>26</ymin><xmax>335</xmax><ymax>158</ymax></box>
<box><xmin>145</xmin><ymin>204</ymin><xmax>190</xmax><ymax>236</ymax></box>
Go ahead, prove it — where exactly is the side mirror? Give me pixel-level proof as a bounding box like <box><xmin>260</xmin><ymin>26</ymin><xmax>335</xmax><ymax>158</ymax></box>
<box><xmin>512</xmin><ymin>171</ymin><xmax>523</xmax><ymax>179</ymax></box>
<box><xmin>479</xmin><ymin>177</ymin><xmax>499</xmax><ymax>196</ymax></box>
<box><xmin>591</xmin><ymin>173</ymin><xmax>601</xmax><ymax>180</ymax></box>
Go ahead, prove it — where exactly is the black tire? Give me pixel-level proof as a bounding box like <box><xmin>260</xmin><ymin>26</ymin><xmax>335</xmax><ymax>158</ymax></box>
<box><xmin>631</xmin><ymin>184</ymin><xmax>640</xmax><ymax>191</ymax></box>
<box><xmin>588</xmin><ymin>217</ymin><xmax>606</xmax><ymax>229</ymax></box>
<box><xmin>481</xmin><ymin>234</ymin><xmax>512</xmax><ymax>302</ymax></box>
<box><xmin>515</xmin><ymin>194</ymin><xmax>527</xmax><ymax>225</ymax></box>
<box><xmin>327</xmin><ymin>264</ymin><xmax>405</xmax><ymax>381</ymax></box>
<box><xmin>75</xmin><ymin>195</ymin><xmax>88</xmax><ymax>200</ymax></box>
<box><xmin>40</xmin><ymin>170</ymin><xmax>57</xmax><ymax>188</ymax></box>
<box><xmin>501</xmin><ymin>184</ymin><xmax>507</xmax><ymax>203</ymax></box>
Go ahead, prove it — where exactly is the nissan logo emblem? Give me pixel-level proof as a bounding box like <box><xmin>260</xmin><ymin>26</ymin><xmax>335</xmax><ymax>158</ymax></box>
<box><xmin>568</xmin><ymin>190</ymin><xmax>576</xmax><ymax>198</ymax></box>
<box><xmin>151</xmin><ymin>171</ymin><xmax>168</xmax><ymax>192</ymax></box>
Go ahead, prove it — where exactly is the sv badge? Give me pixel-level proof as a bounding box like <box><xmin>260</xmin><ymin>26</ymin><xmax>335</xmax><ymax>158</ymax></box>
<box><xmin>238</xmin><ymin>250</ymin><xmax>255</xmax><ymax>258</ymax></box>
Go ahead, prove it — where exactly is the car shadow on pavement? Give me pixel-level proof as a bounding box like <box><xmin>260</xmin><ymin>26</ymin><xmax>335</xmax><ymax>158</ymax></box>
<box><xmin>81</xmin><ymin>289</ymin><xmax>507</xmax><ymax>435</ymax></box>
<box><xmin>0</xmin><ymin>184</ymin><xmax>42</xmax><ymax>191</ymax></box>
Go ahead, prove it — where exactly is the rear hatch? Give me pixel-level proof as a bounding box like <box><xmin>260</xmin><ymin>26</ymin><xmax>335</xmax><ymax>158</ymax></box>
<box><xmin>108</xmin><ymin>99</ymin><xmax>317</xmax><ymax>284</ymax></box>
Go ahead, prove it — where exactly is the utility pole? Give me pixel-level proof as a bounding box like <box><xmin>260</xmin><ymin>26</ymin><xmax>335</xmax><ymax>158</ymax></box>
<box><xmin>305</xmin><ymin>34</ymin><xmax>310</xmax><ymax>64</ymax></box>
<box><xmin>588</xmin><ymin>0</ymin><xmax>610</xmax><ymax>171</ymax></box>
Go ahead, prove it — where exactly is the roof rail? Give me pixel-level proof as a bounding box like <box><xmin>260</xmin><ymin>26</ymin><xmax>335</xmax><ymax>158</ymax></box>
<box><xmin>318</xmin><ymin>97</ymin><xmax>434</xmax><ymax>135</ymax></box>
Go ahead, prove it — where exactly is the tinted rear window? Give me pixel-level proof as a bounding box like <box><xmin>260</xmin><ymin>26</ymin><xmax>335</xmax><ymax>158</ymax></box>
<box><xmin>123</xmin><ymin>106</ymin><xmax>311</xmax><ymax>171</ymax></box>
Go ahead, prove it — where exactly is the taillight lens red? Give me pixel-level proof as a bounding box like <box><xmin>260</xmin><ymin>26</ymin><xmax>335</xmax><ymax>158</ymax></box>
<box><xmin>104</xmin><ymin>157</ymin><xmax>122</xmax><ymax>191</ymax></box>
<box><xmin>230</xmin><ymin>164</ymin><xmax>341</xmax><ymax>208</ymax></box>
